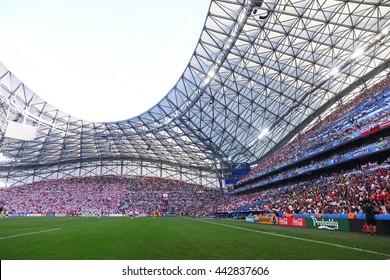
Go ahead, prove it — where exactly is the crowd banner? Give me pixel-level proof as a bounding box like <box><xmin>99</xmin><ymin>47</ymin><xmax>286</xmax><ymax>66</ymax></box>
<box><xmin>277</xmin><ymin>217</ymin><xmax>306</xmax><ymax>228</ymax></box>
<box><xmin>306</xmin><ymin>217</ymin><xmax>350</xmax><ymax>231</ymax></box>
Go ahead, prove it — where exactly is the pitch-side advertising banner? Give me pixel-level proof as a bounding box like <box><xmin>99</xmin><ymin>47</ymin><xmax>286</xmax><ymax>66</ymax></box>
<box><xmin>277</xmin><ymin>217</ymin><xmax>306</xmax><ymax>227</ymax></box>
<box><xmin>306</xmin><ymin>217</ymin><xmax>350</xmax><ymax>231</ymax></box>
<box><xmin>258</xmin><ymin>215</ymin><xmax>273</xmax><ymax>225</ymax></box>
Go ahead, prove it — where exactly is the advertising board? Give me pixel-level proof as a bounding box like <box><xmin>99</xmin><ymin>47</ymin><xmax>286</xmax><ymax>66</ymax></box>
<box><xmin>277</xmin><ymin>217</ymin><xmax>306</xmax><ymax>227</ymax></box>
<box><xmin>306</xmin><ymin>217</ymin><xmax>350</xmax><ymax>231</ymax></box>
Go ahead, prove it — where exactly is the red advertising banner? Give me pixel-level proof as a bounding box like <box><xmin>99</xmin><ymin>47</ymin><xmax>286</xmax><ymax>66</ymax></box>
<box><xmin>278</xmin><ymin>217</ymin><xmax>306</xmax><ymax>228</ymax></box>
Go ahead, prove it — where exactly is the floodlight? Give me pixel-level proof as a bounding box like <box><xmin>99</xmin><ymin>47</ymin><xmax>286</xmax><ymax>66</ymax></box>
<box><xmin>257</xmin><ymin>128</ymin><xmax>269</xmax><ymax>140</ymax></box>
<box><xmin>329</xmin><ymin>67</ymin><xmax>339</xmax><ymax>77</ymax></box>
<box><xmin>351</xmin><ymin>48</ymin><xmax>364</xmax><ymax>60</ymax></box>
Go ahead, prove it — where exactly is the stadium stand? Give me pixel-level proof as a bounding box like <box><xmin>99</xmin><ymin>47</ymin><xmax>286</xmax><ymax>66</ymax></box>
<box><xmin>214</xmin><ymin>77</ymin><xmax>390</xmax><ymax>219</ymax></box>
<box><xmin>0</xmin><ymin>176</ymin><xmax>221</xmax><ymax>216</ymax></box>
<box><xmin>213</xmin><ymin>162</ymin><xmax>390</xmax><ymax>216</ymax></box>
<box><xmin>236</xmin><ymin>75</ymin><xmax>390</xmax><ymax>187</ymax></box>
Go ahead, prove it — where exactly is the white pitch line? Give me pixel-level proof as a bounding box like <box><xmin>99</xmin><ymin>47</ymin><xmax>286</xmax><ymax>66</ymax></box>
<box><xmin>0</xmin><ymin>228</ymin><xmax>61</xmax><ymax>240</ymax></box>
<box><xmin>191</xmin><ymin>219</ymin><xmax>390</xmax><ymax>258</ymax></box>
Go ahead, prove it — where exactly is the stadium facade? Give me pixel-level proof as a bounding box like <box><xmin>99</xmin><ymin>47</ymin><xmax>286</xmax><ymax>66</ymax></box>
<box><xmin>0</xmin><ymin>0</ymin><xmax>390</xmax><ymax>189</ymax></box>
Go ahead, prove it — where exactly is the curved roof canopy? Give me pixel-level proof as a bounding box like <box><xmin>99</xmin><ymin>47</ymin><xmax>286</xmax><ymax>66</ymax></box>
<box><xmin>1</xmin><ymin>0</ymin><xmax>390</xmax><ymax>184</ymax></box>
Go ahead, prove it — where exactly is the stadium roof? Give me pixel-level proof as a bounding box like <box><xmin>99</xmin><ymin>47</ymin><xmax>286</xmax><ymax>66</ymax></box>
<box><xmin>1</xmin><ymin>0</ymin><xmax>390</xmax><ymax>186</ymax></box>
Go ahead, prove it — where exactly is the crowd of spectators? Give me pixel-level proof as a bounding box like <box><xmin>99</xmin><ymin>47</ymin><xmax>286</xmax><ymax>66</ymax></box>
<box><xmin>2</xmin><ymin>161</ymin><xmax>387</xmax><ymax>217</ymax></box>
<box><xmin>233</xmin><ymin>138</ymin><xmax>390</xmax><ymax>192</ymax></box>
<box><xmin>238</xmin><ymin>75</ymin><xmax>390</xmax><ymax>185</ymax></box>
<box><xmin>213</xmin><ymin>76</ymin><xmax>390</xmax><ymax>217</ymax></box>
<box><xmin>211</xmin><ymin>161</ymin><xmax>390</xmax><ymax>216</ymax></box>
<box><xmin>0</xmin><ymin>176</ymin><xmax>221</xmax><ymax>216</ymax></box>
<box><xmin>119</xmin><ymin>176</ymin><xmax>222</xmax><ymax>216</ymax></box>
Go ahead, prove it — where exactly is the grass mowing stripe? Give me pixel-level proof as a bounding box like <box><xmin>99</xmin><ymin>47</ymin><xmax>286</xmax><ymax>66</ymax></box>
<box><xmin>191</xmin><ymin>218</ymin><xmax>390</xmax><ymax>258</ymax></box>
<box><xmin>0</xmin><ymin>228</ymin><xmax>61</xmax><ymax>240</ymax></box>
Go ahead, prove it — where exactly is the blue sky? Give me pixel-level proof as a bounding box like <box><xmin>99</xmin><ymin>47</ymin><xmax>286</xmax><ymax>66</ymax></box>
<box><xmin>0</xmin><ymin>0</ymin><xmax>210</xmax><ymax>122</ymax></box>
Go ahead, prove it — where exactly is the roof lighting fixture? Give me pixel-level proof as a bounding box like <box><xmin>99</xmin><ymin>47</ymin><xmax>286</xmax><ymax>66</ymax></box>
<box><xmin>207</xmin><ymin>70</ymin><xmax>215</xmax><ymax>79</ymax></box>
<box><xmin>329</xmin><ymin>67</ymin><xmax>339</xmax><ymax>77</ymax></box>
<box><xmin>374</xmin><ymin>33</ymin><xmax>383</xmax><ymax>42</ymax></box>
<box><xmin>351</xmin><ymin>48</ymin><xmax>365</xmax><ymax>60</ymax></box>
<box><xmin>0</xmin><ymin>153</ymin><xmax>13</xmax><ymax>163</ymax></box>
<box><xmin>257</xmin><ymin>128</ymin><xmax>269</xmax><ymax>140</ymax></box>
<box><xmin>203</xmin><ymin>76</ymin><xmax>211</xmax><ymax>85</ymax></box>
<box><xmin>224</xmin><ymin>38</ymin><xmax>234</xmax><ymax>50</ymax></box>
<box><xmin>238</xmin><ymin>12</ymin><xmax>245</xmax><ymax>24</ymax></box>
<box><xmin>203</xmin><ymin>69</ymin><xmax>216</xmax><ymax>86</ymax></box>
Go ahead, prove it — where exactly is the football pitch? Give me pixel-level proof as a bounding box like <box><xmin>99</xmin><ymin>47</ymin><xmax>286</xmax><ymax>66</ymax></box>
<box><xmin>0</xmin><ymin>216</ymin><xmax>389</xmax><ymax>260</ymax></box>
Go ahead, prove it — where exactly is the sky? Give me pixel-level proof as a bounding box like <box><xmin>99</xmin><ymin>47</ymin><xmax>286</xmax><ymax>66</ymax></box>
<box><xmin>0</xmin><ymin>0</ymin><xmax>211</xmax><ymax>122</ymax></box>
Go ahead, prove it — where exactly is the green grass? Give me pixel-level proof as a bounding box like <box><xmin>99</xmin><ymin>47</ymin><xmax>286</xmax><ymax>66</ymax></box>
<box><xmin>0</xmin><ymin>216</ymin><xmax>389</xmax><ymax>260</ymax></box>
